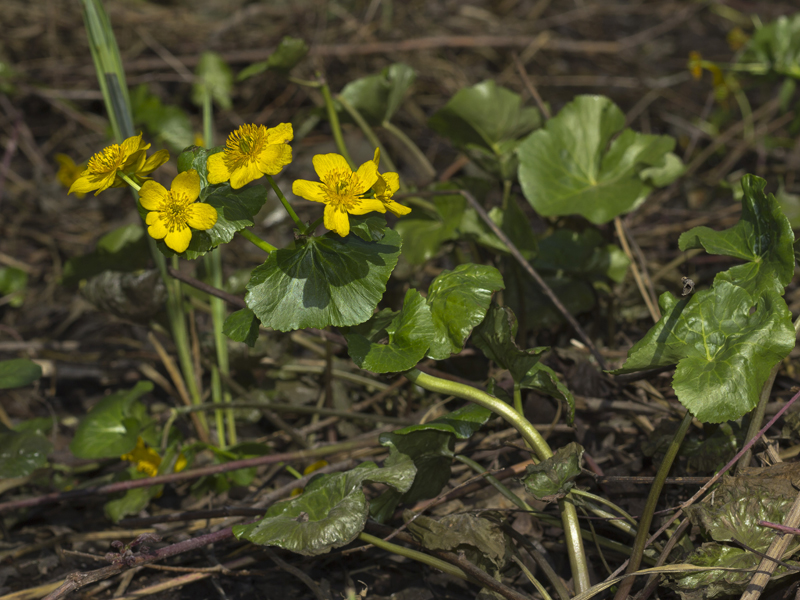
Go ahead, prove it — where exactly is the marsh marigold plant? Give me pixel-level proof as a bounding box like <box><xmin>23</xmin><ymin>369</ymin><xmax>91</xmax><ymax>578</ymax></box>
<box><xmin>292</xmin><ymin>153</ymin><xmax>386</xmax><ymax>237</ymax></box>
<box><xmin>372</xmin><ymin>149</ymin><xmax>410</xmax><ymax>217</ymax></box>
<box><xmin>68</xmin><ymin>132</ymin><xmax>169</xmax><ymax>196</ymax></box>
<box><xmin>140</xmin><ymin>169</ymin><xmax>218</xmax><ymax>253</ymax></box>
<box><xmin>207</xmin><ymin>123</ymin><xmax>293</xmax><ymax>189</ymax></box>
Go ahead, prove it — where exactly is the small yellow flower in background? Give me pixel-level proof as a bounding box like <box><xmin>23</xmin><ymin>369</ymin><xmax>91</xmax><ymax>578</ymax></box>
<box><xmin>140</xmin><ymin>169</ymin><xmax>218</xmax><ymax>253</ymax></box>
<box><xmin>121</xmin><ymin>437</ymin><xmax>162</xmax><ymax>477</ymax></box>
<box><xmin>372</xmin><ymin>148</ymin><xmax>410</xmax><ymax>217</ymax></box>
<box><xmin>207</xmin><ymin>123</ymin><xmax>293</xmax><ymax>189</ymax></box>
<box><xmin>55</xmin><ymin>154</ymin><xmax>87</xmax><ymax>198</ymax></box>
<box><xmin>292</xmin><ymin>153</ymin><xmax>385</xmax><ymax>237</ymax></box>
<box><xmin>68</xmin><ymin>133</ymin><xmax>169</xmax><ymax>196</ymax></box>
<box><xmin>291</xmin><ymin>460</ymin><xmax>329</xmax><ymax>497</ymax></box>
<box><xmin>688</xmin><ymin>51</ymin><xmax>703</xmax><ymax>80</ymax></box>
<box><xmin>121</xmin><ymin>437</ymin><xmax>188</xmax><ymax>477</ymax></box>
<box><xmin>727</xmin><ymin>27</ymin><xmax>749</xmax><ymax>51</ymax></box>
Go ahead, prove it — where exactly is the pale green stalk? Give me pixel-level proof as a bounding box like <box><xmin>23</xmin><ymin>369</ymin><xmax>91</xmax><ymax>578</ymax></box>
<box><xmin>238</xmin><ymin>229</ymin><xmax>277</xmax><ymax>253</ymax></box>
<box><xmin>358</xmin><ymin>533</ymin><xmax>468</xmax><ymax>581</ymax></box>
<box><xmin>404</xmin><ymin>368</ymin><xmax>591</xmax><ymax>594</ymax></box>
<box><xmin>265</xmin><ymin>175</ymin><xmax>306</xmax><ymax>233</ymax></box>
<box><xmin>381</xmin><ymin>119</ymin><xmax>436</xmax><ymax>181</ymax></box>
<box><xmin>335</xmin><ymin>94</ymin><xmax>399</xmax><ymax>173</ymax></box>
<box><xmin>320</xmin><ymin>81</ymin><xmax>354</xmax><ymax>169</ymax></box>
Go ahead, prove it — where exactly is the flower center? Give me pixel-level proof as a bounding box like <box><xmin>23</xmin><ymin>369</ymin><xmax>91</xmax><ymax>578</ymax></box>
<box><xmin>224</xmin><ymin>124</ymin><xmax>267</xmax><ymax>170</ymax></box>
<box><xmin>87</xmin><ymin>144</ymin><xmax>125</xmax><ymax>174</ymax></box>
<box><xmin>159</xmin><ymin>191</ymin><xmax>192</xmax><ymax>233</ymax></box>
<box><xmin>322</xmin><ymin>169</ymin><xmax>361</xmax><ymax>209</ymax></box>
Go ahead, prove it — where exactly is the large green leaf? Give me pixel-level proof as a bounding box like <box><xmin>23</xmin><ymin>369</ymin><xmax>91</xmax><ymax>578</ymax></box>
<box><xmin>429</xmin><ymin>80</ymin><xmax>540</xmax><ymax>179</ymax></box>
<box><xmin>70</xmin><ymin>381</ymin><xmax>154</xmax><ymax>459</ymax></box>
<box><xmin>472</xmin><ymin>304</ymin><xmax>575</xmax><ymax>421</ymax></box>
<box><xmin>245</xmin><ymin>226</ymin><xmax>401</xmax><ymax>331</ymax></box>
<box><xmin>192</xmin><ymin>51</ymin><xmax>233</xmax><ymax>110</ymax></box>
<box><xmin>517</xmin><ymin>95</ymin><xmax>682</xmax><ymax>224</ymax></box>
<box><xmin>738</xmin><ymin>14</ymin><xmax>800</xmax><ymax>79</ymax></box>
<box><xmin>394</xmin><ymin>192</ymin><xmax>465</xmax><ymax>264</ymax></box>
<box><xmin>233</xmin><ymin>448</ymin><xmax>415</xmax><ymax>555</ymax></box>
<box><xmin>0</xmin><ymin>358</ymin><xmax>42</xmax><ymax>389</ymax></box>
<box><xmin>523</xmin><ymin>442</ymin><xmax>583</xmax><ymax>502</ymax></box>
<box><xmin>339</xmin><ymin>63</ymin><xmax>416</xmax><ymax>125</ymax></box>
<box><xmin>0</xmin><ymin>424</ymin><xmax>53</xmax><ymax>478</ymax></box>
<box><xmin>237</xmin><ymin>37</ymin><xmax>309</xmax><ymax>81</ymax></box>
<box><xmin>223</xmin><ymin>307</ymin><xmax>260</xmax><ymax>347</ymax></box>
<box><xmin>345</xmin><ymin>289</ymin><xmax>435</xmax><ymax>373</ymax></box>
<box><xmin>426</xmin><ymin>264</ymin><xmax>504</xmax><ymax>360</ymax></box>
<box><xmin>679</xmin><ymin>175</ymin><xmax>795</xmax><ymax>296</ymax></box>
<box><xmin>62</xmin><ymin>224</ymin><xmax>151</xmax><ymax>287</ymax></box>
<box><xmin>370</xmin><ymin>405</ymin><xmax>492</xmax><ymax>523</ymax></box>
<box><xmin>614</xmin><ymin>283</ymin><xmax>795</xmax><ymax>423</ymax></box>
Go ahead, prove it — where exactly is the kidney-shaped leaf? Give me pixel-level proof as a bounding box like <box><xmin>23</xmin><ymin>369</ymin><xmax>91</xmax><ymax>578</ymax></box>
<box><xmin>426</xmin><ymin>264</ymin><xmax>504</xmax><ymax>360</ymax></box>
<box><xmin>246</xmin><ymin>227</ymin><xmax>401</xmax><ymax>331</ymax></box>
<box><xmin>233</xmin><ymin>449</ymin><xmax>415</xmax><ymax>556</ymax></box>
<box><xmin>70</xmin><ymin>381</ymin><xmax>154</xmax><ymax>459</ymax></box>
<box><xmin>614</xmin><ymin>283</ymin><xmax>795</xmax><ymax>423</ymax></box>
<box><xmin>517</xmin><ymin>95</ymin><xmax>682</xmax><ymax>224</ymax></box>
<box><xmin>679</xmin><ymin>175</ymin><xmax>795</xmax><ymax>296</ymax></box>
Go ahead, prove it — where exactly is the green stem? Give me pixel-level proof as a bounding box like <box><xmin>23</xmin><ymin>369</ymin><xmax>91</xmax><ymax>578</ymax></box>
<box><xmin>210</xmin><ymin>365</ymin><xmax>226</xmax><ymax>448</ymax></box>
<box><xmin>454</xmin><ymin>454</ymin><xmax>534</xmax><ymax>512</ymax></box>
<box><xmin>119</xmin><ymin>172</ymin><xmax>141</xmax><ymax>192</ymax></box>
<box><xmin>237</xmin><ymin>228</ymin><xmax>277</xmax><ymax>253</ymax></box>
<box><xmin>614</xmin><ymin>411</ymin><xmax>693</xmax><ymax>600</ymax></box>
<box><xmin>381</xmin><ymin>120</ymin><xmax>436</xmax><ymax>182</ymax></box>
<box><xmin>501</xmin><ymin>179</ymin><xmax>512</xmax><ymax>211</ymax></box>
<box><xmin>320</xmin><ymin>82</ymin><xmax>354</xmax><ymax>169</ymax></box>
<box><xmin>265</xmin><ymin>175</ymin><xmax>306</xmax><ymax>233</ymax></box>
<box><xmin>513</xmin><ymin>382</ymin><xmax>523</xmax><ymax>415</ymax></box>
<box><xmin>336</xmin><ymin>94</ymin><xmax>398</xmax><ymax>173</ymax></box>
<box><xmin>404</xmin><ymin>368</ymin><xmax>590</xmax><ymax>594</ymax></box>
<box><xmin>358</xmin><ymin>533</ymin><xmax>467</xmax><ymax>581</ymax></box>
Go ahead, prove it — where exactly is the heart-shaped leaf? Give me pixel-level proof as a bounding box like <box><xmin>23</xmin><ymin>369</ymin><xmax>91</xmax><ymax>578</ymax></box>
<box><xmin>517</xmin><ymin>95</ymin><xmax>682</xmax><ymax>224</ymax></box>
<box><xmin>233</xmin><ymin>448</ymin><xmax>415</xmax><ymax>555</ymax></box>
<box><xmin>246</xmin><ymin>227</ymin><xmax>401</xmax><ymax>331</ymax></box>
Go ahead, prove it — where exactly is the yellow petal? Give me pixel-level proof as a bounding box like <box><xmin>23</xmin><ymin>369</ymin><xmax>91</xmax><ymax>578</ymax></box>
<box><xmin>353</xmin><ymin>160</ymin><xmax>378</xmax><ymax>194</ymax></box>
<box><xmin>265</xmin><ymin>122</ymin><xmax>294</xmax><ymax>144</ymax></box>
<box><xmin>186</xmin><ymin>203</ymin><xmax>218</xmax><ymax>230</ymax></box>
<box><xmin>312</xmin><ymin>153</ymin><xmax>351</xmax><ymax>179</ymax></box>
<box><xmin>172</xmin><ymin>169</ymin><xmax>201</xmax><ymax>201</ymax></box>
<box><xmin>381</xmin><ymin>172</ymin><xmax>400</xmax><ymax>195</ymax></box>
<box><xmin>292</xmin><ymin>180</ymin><xmax>328</xmax><ymax>203</ymax></box>
<box><xmin>256</xmin><ymin>144</ymin><xmax>292</xmax><ymax>175</ymax></box>
<box><xmin>68</xmin><ymin>173</ymin><xmax>98</xmax><ymax>195</ymax></box>
<box><xmin>148</xmin><ymin>217</ymin><xmax>168</xmax><ymax>240</ymax></box>
<box><xmin>93</xmin><ymin>172</ymin><xmax>119</xmax><ymax>195</ymax></box>
<box><xmin>324</xmin><ymin>205</ymin><xmax>350</xmax><ymax>237</ymax></box>
<box><xmin>145</xmin><ymin>211</ymin><xmax>161</xmax><ymax>225</ymax></box>
<box><xmin>121</xmin><ymin>133</ymin><xmax>144</xmax><ymax>159</ymax></box>
<box><xmin>349</xmin><ymin>197</ymin><xmax>386</xmax><ymax>215</ymax></box>
<box><xmin>165</xmin><ymin>226</ymin><xmax>192</xmax><ymax>253</ymax></box>
<box><xmin>206</xmin><ymin>152</ymin><xmax>230</xmax><ymax>184</ymax></box>
<box><xmin>139</xmin><ymin>180</ymin><xmax>168</xmax><ymax>210</ymax></box>
<box><xmin>230</xmin><ymin>162</ymin><xmax>261</xmax><ymax>189</ymax></box>
<box><xmin>141</xmin><ymin>149</ymin><xmax>170</xmax><ymax>175</ymax></box>
<box><xmin>372</xmin><ymin>147</ymin><xmax>380</xmax><ymax>167</ymax></box>
<box><xmin>386</xmin><ymin>200</ymin><xmax>411</xmax><ymax>216</ymax></box>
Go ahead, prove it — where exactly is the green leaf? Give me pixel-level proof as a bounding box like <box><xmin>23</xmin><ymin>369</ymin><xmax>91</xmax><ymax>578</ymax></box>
<box><xmin>177</xmin><ymin>145</ymin><xmax>223</xmax><ymax>190</ymax></box>
<box><xmin>0</xmin><ymin>425</ymin><xmax>52</xmax><ymax>478</ymax></box>
<box><xmin>105</xmin><ymin>474</ymin><xmax>156</xmax><ymax>523</ymax></box>
<box><xmin>429</xmin><ymin>80</ymin><xmax>540</xmax><ymax>179</ymax></box>
<box><xmin>394</xmin><ymin>191</ymin><xmax>465</xmax><ymax>264</ymax></box>
<box><xmin>70</xmin><ymin>381</ymin><xmax>153</xmax><ymax>459</ymax></box>
<box><xmin>533</xmin><ymin>228</ymin><xmax>630</xmax><ymax>283</ymax></box>
<box><xmin>0</xmin><ymin>358</ymin><xmax>42</xmax><ymax>389</ymax></box>
<box><xmin>504</xmin><ymin>269</ymin><xmax>597</xmax><ymax>329</ymax></box>
<box><xmin>344</xmin><ymin>289</ymin><xmax>435</xmax><ymax>373</ymax></box>
<box><xmin>425</xmin><ymin>263</ymin><xmax>504</xmax><ymax>360</ymax></box>
<box><xmin>348</xmin><ymin>214</ymin><xmax>387</xmax><ymax>242</ymax></box>
<box><xmin>245</xmin><ymin>227</ymin><xmax>401</xmax><ymax>331</ymax></box>
<box><xmin>130</xmin><ymin>84</ymin><xmax>194</xmax><ymax>153</ymax></box>
<box><xmin>679</xmin><ymin>175</ymin><xmax>795</xmax><ymax>296</ymax></box>
<box><xmin>738</xmin><ymin>14</ymin><xmax>800</xmax><ymax>79</ymax></box>
<box><xmin>192</xmin><ymin>51</ymin><xmax>233</xmax><ymax>110</ymax></box>
<box><xmin>62</xmin><ymin>224</ymin><xmax>151</xmax><ymax>287</ymax></box>
<box><xmin>522</xmin><ymin>442</ymin><xmax>583</xmax><ymax>502</ymax></box>
<box><xmin>339</xmin><ymin>63</ymin><xmax>416</xmax><ymax>125</ymax></box>
<box><xmin>517</xmin><ymin>95</ymin><xmax>682</xmax><ymax>224</ymax></box>
<box><xmin>458</xmin><ymin>197</ymin><xmax>538</xmax><ymax>260</ymax></box>
<box><xmin>192</xmin><ymin>442</ymin><xmax>272</xmax><ymax>495</ymax></box>
<box><xmin>370</xmin><ymin>405</ymin><xmax>491</xmax><ymax>523</ymax></box>
<box><xmin>233</xmin><ymin>448</ymin><xmax>415</xmax><ymax>555</ymax></box>
<box><xmin>0</xmin><ymin>266</ymin><xmax>26</xmax><ymax>307</ymax></box>
<box><xmin>472</xmin><ymin>304</ymin><xmax>575</xmax><ymax>421</ymax></box>
<box><xmin>614</xmin><ymin>283</ymin><xmax>795</xmax><ymax>423</ymax></box>
<box><xmin>237</xmin><ymin>37</ymin><xmax>309</xmax><ymax>81</ymax></box>
<box><xmin>223</xmin><ymin>308</ymin><xmax>260</xmax><ymax>347</ymax></box>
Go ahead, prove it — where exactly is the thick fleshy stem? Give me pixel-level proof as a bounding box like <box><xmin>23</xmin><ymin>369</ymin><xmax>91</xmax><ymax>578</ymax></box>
<box><xmin>403</xmin><ymin>368</ymin><xmax>591</xmax><ymax>594</ymax></box>
<box><xmin>118</xmin><ymin>172</ymin><xmax>141</xmax><ymax>192</ymax></box>
<box><xmin>237</xmin><ymin>228</ymin><xmax>277</xmax><ymax>253</ymax></box>
<box><xmin>264</xmin><ymin>174</ymin><xmax>306</xmax><ymax>233</ymax></box>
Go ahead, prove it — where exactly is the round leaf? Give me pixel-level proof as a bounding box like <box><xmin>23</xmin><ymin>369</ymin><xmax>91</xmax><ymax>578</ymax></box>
<box><xmin>0</xmin><ymin>358</ymin><xmax>42</xmax><ymax>389</ymax></box>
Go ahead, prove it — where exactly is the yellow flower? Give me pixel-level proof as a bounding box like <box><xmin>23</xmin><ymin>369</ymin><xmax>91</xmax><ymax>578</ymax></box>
<box><xmin>688</xmin><ymin>51</ymin><xmax>703</xmax><ymax>80</ymax></box>
<box><xmin>55</xmin><ymin>154</ymin><xmax>87</xmax><ymax>199</ymax></box>
<box><xmin>372</xmin><ymin>148</ymin><xmax>410</xmax><ymax>217</ymax></box>
<box><xmin>140</xmin><ymin>169</ymin><xmax>218</xmax><ymax>253</ymax></box>
<box><xmin>292</xmin><ymin>153</ymin><xmax>385</xmax><ymax>237</ymax></box>
<box><xmin>121</xmin><ymin>437</ymin><xmax>187</xmax><ymax>477</ymax></box>
<box><xmin>121</xmin><ymin>437</ymin><xmax>162</xmax><ymax>477</ymax></box>
<box><xmin>207</xmin><ymin>123</ymin><xmax>293</xmax><ymax>189</ymax></box>
<box><xmin>68</xmin><ymin>133</ymin><xmax>170</xmax><ymax>196</ymax></box>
